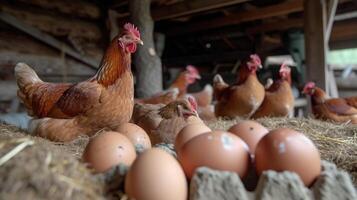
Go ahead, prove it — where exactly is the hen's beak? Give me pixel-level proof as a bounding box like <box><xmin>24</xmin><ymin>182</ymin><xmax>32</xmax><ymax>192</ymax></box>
<box><xmin>259</xmin><ymin>64</ymin><xmax>263</xmax><ymax>69</ymax></box>
<box><xmin>137</xmin><ymin>39</ymin><xmax>144</xmax><ymax>45</ymax></box>
<box><xmin>196</xmin><ymin>74</ymin><xmax>202</xmax><ymax>79</ymax></box>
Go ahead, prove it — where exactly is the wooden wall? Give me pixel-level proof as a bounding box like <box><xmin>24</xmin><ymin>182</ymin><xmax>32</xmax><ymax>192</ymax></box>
<box><xmin>0</xmin><ymin>0</ymin><xmax>106</xmax><ymax>103</ymax></box>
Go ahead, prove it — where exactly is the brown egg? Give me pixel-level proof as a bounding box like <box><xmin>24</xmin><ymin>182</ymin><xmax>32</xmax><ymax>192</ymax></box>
<box><xmin>82</xmin><ymin>131</ymin><xmax>136</xmax><ymax>173</ymax></box>
<box><xmin>178</xmin><ymin>131</ymin><xmax>250</xmax><ymax>179</ymax></box>
<box><xmin>175</xmin><ymin>123</ymin><xmax>211</xmax><ymax>155</ymax></box>
<box><xmin>115</xmin><ymin>123</ymin><xmax>151</xmax><ymax>150</ymax></box>
<box><xmin>186</xmin><ymin>116</ymin><xmax>204</xmax><ymax>124</ymax></box>
<box><xmin>255</xmin><ymin>128</ymin><xmax>321</xmax><ymax>186</ymax></box>
<box><xmin>125</xmin><ymin>148</ymin><xmax>187</xmax><ymax>200</ymax></box>
<box><xmin>228</xmin><ymin>120</ymin><xmax>268</xmax><ymax>154</ymax></box>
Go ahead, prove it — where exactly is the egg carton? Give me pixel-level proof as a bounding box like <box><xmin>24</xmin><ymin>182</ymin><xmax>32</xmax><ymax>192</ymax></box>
<box><xmin>190</xmin><ymin>160</ymin><xmax>357</xmax><ymax>200</ymax></box>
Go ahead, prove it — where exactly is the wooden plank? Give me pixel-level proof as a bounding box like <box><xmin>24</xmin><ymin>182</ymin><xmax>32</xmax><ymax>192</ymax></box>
<box><xmin>16</xmin><ymin>0</ymin><xmax>101</xmax><ymax>19</ymax></box>
<box><xmin>325</xmin><ymin>0</ymin><xmax>339</xmax><ymax>98</ymax></box>
<box><xmin>247</xmin><ymin>18</ymin><xmax>303</xmax><ymax>34</ymax></box>
<box><xmin>163</xmin><ymin>50</ymin><xmax>250</xmax><ymax>65</ymax></box>
<box><xmin>334</xmin><ymin>10</ymin><xmax>357</xmax><ymax>21</ymax></box>
<box><xmin>0</xmin><ymin>11</ymin><xmax>100</xmax><ymax>70</ymax></box>
<box><xmin>152</xmin><ymin>0</ymin><xmax>250</xmax><ymax>20</ymax></box>
<box><xmin>0</xmin><ymin>81</ymin><xmax>18</xmax><ymax>101</ymax></box>
<box><xmin>325</xmin><ymin>0</ymin><xmax>338</xmax><ymax>43</ymax></box>
<box><xmin>167</xmin><ymin>0</ymin><xmax>303</xmax><ymax>35</ymax></box>
<box><xmin>0</xmin><ymin>4</ymin><xmax>102</xmax><ymax>40</ymax></box>
<box><xmin>304</xmin><ymin>0</ymin><xmax>329</xmax><ymax>92</ymax></box>
<box><xmin>0</xmin><ymin>52</ymin><xmax>95</xmax><ymax>77</ymax></box>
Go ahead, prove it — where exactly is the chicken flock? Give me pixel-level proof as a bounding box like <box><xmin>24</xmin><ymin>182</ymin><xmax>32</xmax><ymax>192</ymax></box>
<box><xmin>14</xmin><ymin>23</ymin><xmax>357</xmax><ymax>142</ymax></box>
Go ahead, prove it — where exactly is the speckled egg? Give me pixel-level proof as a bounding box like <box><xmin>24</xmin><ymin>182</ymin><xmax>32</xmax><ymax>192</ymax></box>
<box><xmin>82</xmin><ymin>131</ymin><xmax>136</xmax><ymax>173</ymax></box>
<box><xmin>178</xmin><ymin>131</ymin><xmax>250</xmax><ymax>179</ymax></box>
<box><xmin>175</xmin><ymin>123</ymin><xmax>211</xmax><ymax>155</ymax></box>
<box><xmin>255</xmin><ymin>128</ymin><xmax>321</xmax><ymax>186</ymax></box>
<box><xmin>115</xmin><ymin>123</ymin><xmax>151</xmax><ymax>151</ymax></box>
<box><xmin>228</xmin><ymin>120</ymin><xmax>268</xmax><ymax>154</ymax></box>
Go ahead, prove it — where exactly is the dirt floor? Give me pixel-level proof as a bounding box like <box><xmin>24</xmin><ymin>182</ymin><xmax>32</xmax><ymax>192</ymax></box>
<box><xmin>0</xmin><ymin>117</ymin><xmax>356</xmax><ymax>199</ymax></box>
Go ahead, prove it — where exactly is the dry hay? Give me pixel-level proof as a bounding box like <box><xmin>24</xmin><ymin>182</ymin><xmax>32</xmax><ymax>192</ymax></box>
<box><xmin>207</xmin><ymin>117</ymin><xmax>357</xmax><ymax>186</ymax></box>
<box><xmin>0</xmin><ymin>123</ymin><xmax>104</xmax><ymax>200</ymax></box>
<box><xmin>0</xmin><ymin>116</ymin><xmax>356</xmax><ymax>199</ymax></box>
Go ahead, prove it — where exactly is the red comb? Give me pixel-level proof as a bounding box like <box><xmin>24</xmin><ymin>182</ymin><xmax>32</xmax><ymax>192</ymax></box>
<box><xmin>186</xmin><ymin>65</ymin><xmax>199</xmax><ymax>74</ymax></box>
<box><xmin>124</xmin><ymin>23</ymin><xmax>140</xmax><ymax>38</ymax></box>
<box><xmin>279</xmin><ymin>61</ymin><xmax>291</xmax><ymax>73</ymax></box>
<box><xmin>305</xmin><ymin>81</ymin><xmax>315</xmax><ymax>88</ymax></box>
<box><xmin>250</xmin><ymin>54</ymin><xmax>261</xmax><ymax>65</ymax></box>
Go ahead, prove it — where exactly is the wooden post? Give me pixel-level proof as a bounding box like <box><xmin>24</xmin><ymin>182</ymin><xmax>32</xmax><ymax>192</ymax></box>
<box><xmin>129</xmin><ymin>0</ymin><xmax>163</xmax><ymax>98</ymax></box>
<box><xmin>304</xmin><ymin>0</ymin><xmax>328</xmax><ymax>93</ymax></box>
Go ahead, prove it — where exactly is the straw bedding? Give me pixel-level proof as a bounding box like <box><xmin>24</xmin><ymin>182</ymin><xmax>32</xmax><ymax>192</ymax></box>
<box><xmin>0</xmin><ymin>117</ymin><xmax>356</xmax><ymax>199</ymax></box>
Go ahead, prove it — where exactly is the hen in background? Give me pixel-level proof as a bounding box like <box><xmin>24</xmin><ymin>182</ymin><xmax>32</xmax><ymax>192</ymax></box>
<box><xmin>169</xmin><ymin>65</ymin><xmax>201</xmax><ymax>98</ymax></box>
<box><xmin>213</xmin><ymin>54</ymin><xmax>265</xmax><ymax>118</ymax></box>
<box><xmin>252</xmin><ymin>63</ymin><xmax>295</xmax><ymax>118</ymax></box>
<box><xmin>132</xmin><ymin>97</ymin><xmax>199</xmax><ymax>144</ymax></box>
<box><xmin>186</xmin><ymin>84</ymin><xmax>215</xmax><ymax>121</ymax></box>
<box><xmin>15</xmin><ymin>23</ymin><xmax>143</xmax><ymax>142</ymax></box>
<box><xmin>303</xmin><ymin>82</ymin><xmax>357</xmax><ymax>124</ymax></box>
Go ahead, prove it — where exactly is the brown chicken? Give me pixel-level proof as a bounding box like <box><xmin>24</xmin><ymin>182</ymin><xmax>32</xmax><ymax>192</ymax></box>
<box><xmin>303</xmin><ymin>82</ymin><xmax>357</xmax><ymax>124</ymax></box>
<box><xmin>132</xmin><ymin>97</ymin><xmax>199</xmax><ymax>144</ymax></box>
<box><xmin>16</xmin><ymin>23</ymin><xmax>143</xmax><ymax>142</ymax></box>
<box><xmin>135</xmin><ymin>87</ymin><xmax>179</xmax><ymax>105</ymax></box>
<box><xmin>251</xmin><ymin>63</ymin><xmax>295</xmax><ymax>118</ymax></box>
<box><xmin>187</xmin><ymin>84</ymin><xmax>213</xmax><ymax>107</ymax></box>
<box><xmin>344</xmin><ymin>96</ymin><xmax>357</xmax><ymax>108</ymax></box>
<box><xmin>213</xmin><ymin>54</ymin><xmax>265</xmax><ymax>118</ymax></box>
<box><xmin>169</xmin><ymin>65</ymin><xmax>201</xmax><ymax>97</ymax></box>
<box><xmin>186</xmin><ymin>84</ymin><xmax>214</xmax><ymax>121</ymax></box>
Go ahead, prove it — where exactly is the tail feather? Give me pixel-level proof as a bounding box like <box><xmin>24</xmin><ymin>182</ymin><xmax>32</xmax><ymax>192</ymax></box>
<box><xmin>213</xmin><ymin>74</ymin><xmax>225</xmax><ymax>86</ymax></box>
<box><xmin>29</xmin><ymin>118</ymin><xmax>90</xmax><ymax>142</ymax></box>
<box><xmin>213</xmin><ymin>74</ymin><xmax>229</xmax><ymax>100</ymax></box>
<box><xmin>14</xmin><ymin>63</ymin><xmax>42</xmax><ymax>91</ymax></box>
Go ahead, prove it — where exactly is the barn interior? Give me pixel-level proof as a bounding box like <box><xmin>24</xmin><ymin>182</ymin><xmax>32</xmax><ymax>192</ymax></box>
<box><xmin>0</xmin><ymin>1</ymin><xmax>357</xmax><ymax>199</ymax></box>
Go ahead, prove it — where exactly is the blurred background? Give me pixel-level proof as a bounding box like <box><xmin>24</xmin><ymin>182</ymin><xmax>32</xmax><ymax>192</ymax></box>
<box><xmin>0</xmin><ymin>0</ymin><xmax>356</xmax><ymax>127</ymax></box>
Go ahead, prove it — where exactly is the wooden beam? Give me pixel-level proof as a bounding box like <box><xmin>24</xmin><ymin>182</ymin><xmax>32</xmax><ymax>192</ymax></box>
<box><xmin>325</xmin><ymin>0</ymin><xmax>339</xmax><ymax>98</ymax></box>
<box><xmin>0</xmin><ymin>81</ymin><xmax>18</xmax><ymax>101</ymax></box>
<box><xmin>334</xmin><ymin>10</ymin><xmax>357</xmax><ymax>21</ymax></box>
<box><xmin>0</xmin><ymin>52</ymin><xmax>95</xmax><ymax>77</ymax></box>
<box><xmin>0</xmin><ymin>4</ymin><xmax>102</xmax><ymax>40</ymax></box>
<box><xmin>0</xmin><ymin>11</ymin><xmax>99</xmax><ymax>70</ymax></box>
<box><xmin>304</xmin><ymin>0</ymin><xmax>328</xmax><ymax>92</ymax></box>
<box><xmin>16</xmin><ymin>0</ymin><xmax>101</xmax><ymax>19</ymax></box>
<box><xmin>152</xmin><ymin>0</ymin><xmax>250</xmax><ymax>21</ymax></box>
<box><xmin>114</xmin><ymin>0</ymin><xmax>250</xmax><ymax>21</ymax></box>
<box><xmin>325</xmin><ymin>0</ymin><xmax>339</xmax><ymax>43</ymax></box>
<box><xmin>163</xmin><ymin>50</ymin><xmax>250</xmax><ymax>65</ymax></box>
<box><xmin>247</xmin><ymin>18</ymin><xmax>303</xmax><ymax>34</ymax></box>
<box><xmin>167</xmin><ymin>0</ymin><xmax>304</xmax><ymax>35</ymax></box>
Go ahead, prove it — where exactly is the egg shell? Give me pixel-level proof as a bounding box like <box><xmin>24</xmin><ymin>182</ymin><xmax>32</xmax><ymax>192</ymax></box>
<box><xmin>255</xmin><ymin>128</ymin><xmax>321</xmax><ymax>186</ymax></box>
<box><xmin>178</xmin><ymin>131</ymin><xmax>250</xmax><ymax>179</ymax></box>
<box><xmin>175</xmin><ymin>123</ymin><xmax>211</xmax><ymax>155</ymax></box>
<box><xmin>115</xmin><ymin>123</ymin><xmax>151</xmax><ymax>150</ymax></box>
<box><xmin>125</xmin><ymin>148</ymin><xmax>187</xmax><ymax>200</ymax></box>
<box><xmin>228</xmin><ymin>120</ymin><xmax>268</xmax><ymax>154</ymax></box>
<box><xmin>82</xmin><ymin>131</ymin><xmax>136</xmax><ymax>173</ymax></box>
<box><xmin>186</xmin><ymin>116</ymin><xmax>204</xmax><ymax>124</ymax></box>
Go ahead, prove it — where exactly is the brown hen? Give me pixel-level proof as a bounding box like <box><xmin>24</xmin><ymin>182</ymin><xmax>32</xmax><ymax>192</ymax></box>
<box><xmin>132</xmin><ymin>97</ymin><xmax>199</xmax><ymax>144</ymax></box>
<box><xmin>303</xmin><ymin>82</ymin><xmax>357</xmax><ymax>124</ymax></box>
<box><xmin>15</xmin><ymin>23</ymin><xmax>143</xmax><ymax>142</ymax></box>
<box><xmin>213</xmin><ymin>54</ymin><xmax>265</xmax><ymax>118</ymax></box>
<box><xmin>252</xmin><ymin>63</ymin><xmax>295</xmax><ymax>118</ymax></box>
